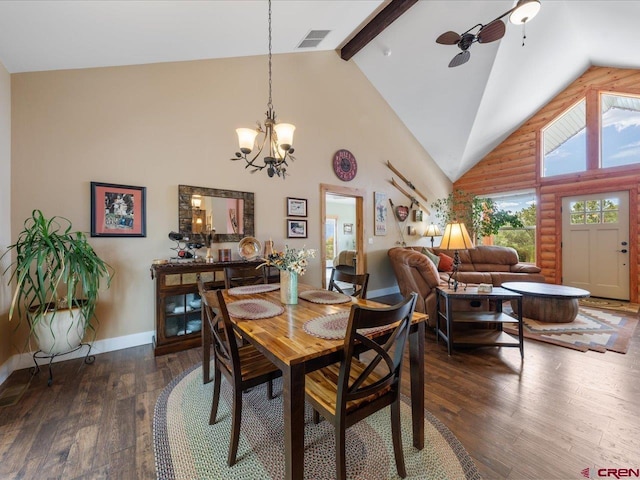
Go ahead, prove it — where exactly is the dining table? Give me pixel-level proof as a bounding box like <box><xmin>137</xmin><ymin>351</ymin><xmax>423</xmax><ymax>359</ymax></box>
<box><xmin>202</xmin><ymin>283</ymin><xmax>427</xmax><ymax>480</ymax></box>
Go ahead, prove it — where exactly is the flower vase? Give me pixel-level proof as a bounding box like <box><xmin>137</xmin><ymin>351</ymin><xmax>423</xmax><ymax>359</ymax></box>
<box><xmin>280</xmin><ymin>270</ymin><xmax>298</xmax><ymax>305</ymax></box>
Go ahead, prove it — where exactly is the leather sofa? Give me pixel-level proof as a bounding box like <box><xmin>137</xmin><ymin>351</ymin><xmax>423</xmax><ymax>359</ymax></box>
<box><xmin>388</xmin><ymin>245</ymin><xmax>544</xmax><ymax>327</ymax></box>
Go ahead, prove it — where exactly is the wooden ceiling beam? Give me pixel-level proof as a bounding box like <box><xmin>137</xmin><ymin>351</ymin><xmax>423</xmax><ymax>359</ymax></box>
<box><xmin>340</xmin><ymin>0</ymin><xmax>418</xmax><ymax>61</ymax></box>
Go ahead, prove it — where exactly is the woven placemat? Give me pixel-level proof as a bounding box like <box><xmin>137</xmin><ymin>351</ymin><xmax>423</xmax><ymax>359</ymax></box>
<box><xmin>299</xmin><ymin>289</ymin><xmax>351</xmax><ymax>304</ymax></box>
<box><xmin>227</xmin><ymin>299</ymin><xmax>284</xmax><ymax>319</ymax></box>
<box><xmin>228</xmin><ymin>284</ymin><xmax>280</xmax><ymax>295</ymax></box>
<box><xmin>303</xmin><ymin>312</ymin><xmax>387</xmax><ymax>340</ymax></box>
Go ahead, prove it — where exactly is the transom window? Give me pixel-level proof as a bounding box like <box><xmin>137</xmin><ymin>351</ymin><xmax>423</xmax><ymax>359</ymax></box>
<box><xmin>542</xmin><ymin>99</ymin><xmax>586</xmax><ymax>177</ymax></box>
<box><xmin>569</xmin><ymin>197</ymin><xmax>619</xmax><ymax>225</ymax></box>
<box><xmin>601</xmin><ymin>93</ymin><xmax>640</xmax><ymax>169</ymax></box>
<box><xmin>541</xmin><ymin>91</ymin><xmax>640</xmax><ymax>177</ymax></box>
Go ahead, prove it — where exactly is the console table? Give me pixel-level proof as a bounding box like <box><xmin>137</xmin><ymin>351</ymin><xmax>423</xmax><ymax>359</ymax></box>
<box><xmin>150</xmin><ymin>260</ymin><xmax>272</xmax><ymax>356</ymax></box>
<box><xmin>435</xmin><ymin>286</ymin><xmax>524</xmax><ymax>357</ymax></box>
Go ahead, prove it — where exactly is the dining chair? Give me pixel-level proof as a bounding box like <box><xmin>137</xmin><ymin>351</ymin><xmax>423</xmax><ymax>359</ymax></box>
<box><xmin>224</xmin><ymin>265</ymin><xmax>268</xmax><ymax>289</ymax></box>
<box><xmin>198</xmin><ymin>281</ymin><xmax>282</xmax><ymax>467</ymax></box>
<box><xmin>328</xmin><ymin>268</ymin><xmax>370</xmax><ymax>299</ymax></box>
<box><xmin>304</xmin><ymin>292</ymin><xmax>418</xmax><ymax>480</ymax></box>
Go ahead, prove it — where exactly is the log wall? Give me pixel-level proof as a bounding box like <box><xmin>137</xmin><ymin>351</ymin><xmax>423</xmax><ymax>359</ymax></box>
<box><xmin>455</xmin><ymin>66</ymin><xmax>640</xmax><ymax>302</ymax></box>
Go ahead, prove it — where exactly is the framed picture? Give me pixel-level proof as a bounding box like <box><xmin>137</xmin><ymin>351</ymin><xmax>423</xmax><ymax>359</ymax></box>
<box><xmin>91</xmin><ymin>182</ymin><xmax>147</xmax><ymax>237</ymax></box>
<box><xmin>414</xmin><ymin>209</ymin><xmax>423</xmax><ymax>222</ymax></box>
<box><xmin>374</xmin><ymin>192</ymin><xmax>387</xmax><ymax>236</ymax></box>
<box><xmin>287</xmin><ymin>219</ymin><xmax>307</xmax><ymax>238</ymax></box>
<box><xmin>287</xmin><ymin>197</ymin><xmax>307</xmax><ymax>217</ymax></box>
<box><xmin>343</xmin><ymin>223</ymin><xmax>353</xmax><ymax>235</ymax></box>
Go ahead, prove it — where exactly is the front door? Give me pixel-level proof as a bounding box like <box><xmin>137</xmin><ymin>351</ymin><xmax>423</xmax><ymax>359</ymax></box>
<box><xmin>561</xmin><ymin>191</ymin><xmax>629</xmax><ymax>300</ymax></box>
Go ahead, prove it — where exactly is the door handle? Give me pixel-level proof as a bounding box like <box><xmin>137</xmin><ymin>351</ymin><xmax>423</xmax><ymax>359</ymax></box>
<box><xmin>616</xmin><ymin>249</ymin><xmax>628</xmax><ymax>253</ymax></box>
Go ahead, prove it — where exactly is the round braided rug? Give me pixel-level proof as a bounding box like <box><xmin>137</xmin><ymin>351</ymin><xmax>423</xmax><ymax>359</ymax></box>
<box><xmin>228</xmin><ymin>284</ymin><xmax>280</xmax><ymax>295</ymax></box>
<box><xmin>303</xmin><ymin>312</ymin><xmax>388</xmax><ymax>340</ymax></box>
<box><xmin>226</xmin><ymin>299</ymin><xmax>284</xmax><ymax>319</ymax></box>
<box><xmin>154</xmin><ymin>364</ymin><xmax>483</xmax><ymax>480</ymax></box>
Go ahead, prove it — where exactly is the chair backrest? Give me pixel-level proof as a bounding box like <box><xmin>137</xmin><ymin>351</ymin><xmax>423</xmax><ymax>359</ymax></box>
<box><xmin>337</xmin><ymin>292</ymin><xmax>418</xmax><ymax>408</ymax></box>
<box><xmin>198</xmin><ymin>278</ymin><xmax>241</xmax><ymax>379</ymax></box>
<box><xmin>328</xmin><ymin>268</ymin><xmax>370</xmax><ymax>299</ymax></box>
<box><xmin>224</xmin><ymin>265</ymin><xmax>268</xmax><ymax>289</ymax></box>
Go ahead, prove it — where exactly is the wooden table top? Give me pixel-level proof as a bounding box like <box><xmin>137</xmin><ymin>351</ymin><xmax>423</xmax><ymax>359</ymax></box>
<box><xmin>501</xmin><ymin>282</ymin><xmax>590</xmax><ymax>299</ymax></box>
<box><xmin>204</xmin><ymin>284</ymin><xmax>427</xmax><ymax>368</ymax></box>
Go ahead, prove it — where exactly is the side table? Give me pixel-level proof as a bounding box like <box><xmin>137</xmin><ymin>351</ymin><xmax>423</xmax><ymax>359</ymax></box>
<box><xmin>435</xmin><ymin>286</ymin><xmax>524</xmax><ymax>357</ymax></box>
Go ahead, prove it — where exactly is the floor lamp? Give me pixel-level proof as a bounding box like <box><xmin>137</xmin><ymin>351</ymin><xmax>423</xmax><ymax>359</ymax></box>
<box><xmin>439</xmin><ymin>221</ymin><xmax>474</xmax><ymax>291</ymax></box>
<box><xmin>423</xmin><ymin>223</ymin><xmax>442</xmax><ymax>248</ymax></box>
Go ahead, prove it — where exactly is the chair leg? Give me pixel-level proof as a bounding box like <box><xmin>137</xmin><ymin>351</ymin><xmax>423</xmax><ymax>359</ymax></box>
<box><xmin>390</xmin><ymin>399</ymin><xmax>407</xmax><ymax>478</ymax></box>
<box><xmin>227</xmin><ymin>387</ymin><xmax>242</xmax><ymax>467</ymax></box>
<box><xmin>209</xmin><ymin>366</ymin><xmax>222</xmax><ymax>425</ymax></box>
<box><xmin>313</xmin><ymin>409</ymin><xmax>321</xmax><ymax>424</ymax></box>
<box><xmin>336</xmin><ymin>425</ymin><xmax>347</xmax><ymax>480</ymax></box>
<box><xmin>267</xmin><ymin>379</ymin><xmax>274</xmax><ymax>399</ymax></box>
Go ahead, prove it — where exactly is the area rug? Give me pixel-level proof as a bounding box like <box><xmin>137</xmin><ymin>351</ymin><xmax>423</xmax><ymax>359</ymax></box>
<box><xmin>504</xmin><ymin>306</ymin><xmax>638</xmax><ymax>353</ymax></box>
<box><xmin>578</xmin><ymin>297</ymin><xmax>640</xmax><ymax>314</ymax></box>
<box><xmin>154</xmin><ymin>364</ymin><xmax>482</xmax><ymax>480</ymax></box>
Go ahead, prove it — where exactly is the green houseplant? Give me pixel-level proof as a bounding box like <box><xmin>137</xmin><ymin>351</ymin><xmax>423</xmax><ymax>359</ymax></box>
<box><xmin>431</xmin><ymin>189</ymin><xmax>523</xmax><ymax>242</ymax></box>
<box><xmin>2</xmin><ymin>209</ymin><xmax>113</xmax><ymax>354</ymax></box>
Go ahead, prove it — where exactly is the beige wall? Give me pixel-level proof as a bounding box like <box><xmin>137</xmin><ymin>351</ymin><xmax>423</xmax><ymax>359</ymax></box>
<box><xmin>9</xmin><ymin>51</ymin><xmax>451</xmax><ymax>352</ymax></box>
<box><xmin>0</xmin><ymin>60</ymin><xmax>10</xmax><ymax>368</ymax></box>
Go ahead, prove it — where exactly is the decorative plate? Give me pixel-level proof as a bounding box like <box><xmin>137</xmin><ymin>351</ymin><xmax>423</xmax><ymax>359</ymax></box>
<box><xmin>299</xmin><ymin>289</ymin><xmax>352</xmax><ymax>304</ymax></box>
<box><xmin>238</xmin><ymin>237</ymin><xmax>262</xmax><ymax>260</ymax></box>
<box><xmin>226</xmin><ymin>299</ymin><xmax>284</xmax><ymax>319</ymax></box>
<box><xmin>228</xmin><ymin>284</ymin><xmax>280</xmax><ymax>295</ymax></box>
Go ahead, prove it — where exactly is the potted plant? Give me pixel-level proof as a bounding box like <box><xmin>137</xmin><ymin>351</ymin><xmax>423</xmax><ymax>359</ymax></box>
<box><xmin>2</xmin><ymin>209</ymin><xmax>113</xmax><ymax>354</ymax></box>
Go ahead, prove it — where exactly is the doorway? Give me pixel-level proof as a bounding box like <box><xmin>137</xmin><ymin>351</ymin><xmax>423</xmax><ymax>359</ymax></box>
<box><xmin>561</xmin><ymin>191</ymin><xmax>630</xmax><ymax>300</ymax></box>
<box><xmin>320</xmin><ymin>184</ymin><xmax>365</xmax><ymax>289</ymax></box>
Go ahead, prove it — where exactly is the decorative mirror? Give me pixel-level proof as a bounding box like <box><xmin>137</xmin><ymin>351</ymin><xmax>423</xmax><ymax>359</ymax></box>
<box><xmin>178</xmin><ymin>185</ymin><xmax>254</xmax><ymax>243</ymax></box>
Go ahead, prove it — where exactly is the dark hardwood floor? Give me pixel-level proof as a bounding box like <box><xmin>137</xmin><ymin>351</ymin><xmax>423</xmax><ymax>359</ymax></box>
<box><xmin>0</xmin><ymin>310</ymin><xmax>639</xmax><ymax>479</ymax></box>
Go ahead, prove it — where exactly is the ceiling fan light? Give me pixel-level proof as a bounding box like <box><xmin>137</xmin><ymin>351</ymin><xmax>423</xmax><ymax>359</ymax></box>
<box><xmin>509</xmin><ymin>0</ymin><xmax>541</xmax><ymax>25</ymax></box>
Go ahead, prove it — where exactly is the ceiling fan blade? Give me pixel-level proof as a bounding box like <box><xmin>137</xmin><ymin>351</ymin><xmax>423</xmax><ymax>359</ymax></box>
<box><xmin>436</xmin><ymin>31</ymin><xmax>461</xmax><ymax>45</ymax></box>
<box><xmin>477</xmin><ymin>19</ymin><xmax>506</xmax><ymax>43</ymax></box>
<box><xmin>448</xmin><ymin>51</ymin><xmax>470</xmax><ymax>68</ymax></box>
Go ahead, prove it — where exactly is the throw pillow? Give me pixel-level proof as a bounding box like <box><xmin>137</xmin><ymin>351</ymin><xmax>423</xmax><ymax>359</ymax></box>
<box><xmin>422</xmin><ymin>248</ymin><xmax>441</xmax><ymax>269</ymax></box>
<box><xmin>437</xmin><ymin>253</ymin><xmax>454</xmax><ymax>272</ymax></box>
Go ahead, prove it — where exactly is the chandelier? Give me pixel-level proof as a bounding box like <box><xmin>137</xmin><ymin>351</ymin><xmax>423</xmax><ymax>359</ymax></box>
<box><xmin>231</xmin><ymin>0</ymin><xmax>296</xmax><ymax>179</ymax></box>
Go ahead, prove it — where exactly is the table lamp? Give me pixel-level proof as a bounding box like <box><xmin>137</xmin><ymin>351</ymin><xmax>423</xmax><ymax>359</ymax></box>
<box><xmin>439</xmin><ymin>221</ymin><xmax>474</xmax><ymax>291</ymax></box>
<box><xmin>423</xmin><ymin>223</ymin><xmax>442</xmax><ymax>248</ymax></box>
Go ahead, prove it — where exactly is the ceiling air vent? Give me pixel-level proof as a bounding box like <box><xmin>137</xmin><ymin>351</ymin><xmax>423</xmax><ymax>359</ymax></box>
<box><xmin>297</xmin><ymin>30</ymin><xmax>331</xmax><ymax>49</ymax></box>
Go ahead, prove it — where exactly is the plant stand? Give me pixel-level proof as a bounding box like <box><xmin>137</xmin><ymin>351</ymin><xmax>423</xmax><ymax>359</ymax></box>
<box><xmin>31</xmin><ymin>343</ymin><xmax>95</xmax><ymax>386</ymax></box>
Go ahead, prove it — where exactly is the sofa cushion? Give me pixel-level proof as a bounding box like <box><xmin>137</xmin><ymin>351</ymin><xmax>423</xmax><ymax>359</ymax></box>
<box><xmin>511</xmin><ymin>263</ymin><xmax>542</xmax><ymax>273</ymax></box>
<box><xmin>437</xmin><ymin>253</ymin><xmax>454</xmax><ymax>272</ymax></box>
<box><xmin>469</xmin><ymin>245</ymin><xmax>519</xmax><ymax>266</ymax></box>
<box><xmin>421</xmin><ymin>247</ymin><xmax>441</xmax><ymax>269</ymax></box>
<box><xmin>490</xmin><ymin>272</ymin><xmax>546</xmax><ymax>285</ymax></box>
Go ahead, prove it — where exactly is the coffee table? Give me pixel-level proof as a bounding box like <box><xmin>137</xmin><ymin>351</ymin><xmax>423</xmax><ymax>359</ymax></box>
<box><xmin>501</xmin><ymin>282</ymin><xmax>590</xmax><ymax>323</ymax></box>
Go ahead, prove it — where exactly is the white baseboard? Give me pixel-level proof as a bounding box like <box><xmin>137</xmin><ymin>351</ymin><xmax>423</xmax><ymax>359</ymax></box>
<box><xmin>368</xmin><ymin>285</ymin><xmax>401</xmax><ymax>299</ymax></box>
<box><xmin>0</xmin><ymin>330</ymin><xmax>154</xmax><ymax>387</ymax></box>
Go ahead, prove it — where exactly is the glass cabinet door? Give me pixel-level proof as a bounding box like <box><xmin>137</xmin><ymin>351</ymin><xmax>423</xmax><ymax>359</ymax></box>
<box><xmin>163</xmin><ymin>292</ymin><xmax>202</xmax><ymax>338</ymax></box>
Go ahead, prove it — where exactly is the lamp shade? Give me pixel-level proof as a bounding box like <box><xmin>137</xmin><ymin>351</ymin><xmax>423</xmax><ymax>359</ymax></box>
<box><xmin>236</xmin><ymin>128</ymin><xmax>259</xmax><ymax>153</ymax></box>
<box><xmin>509</xmin><ymin>0</ymin><xmax>541</xmax><ymax>24</ymax></box>
<box><xmin>423</xmin><ymin>223</ymin><xmax>442</xmax><ymax>238</ymax></box>
<box><xmin>440</xmin><ymin>221</ymin><xmax>474</xmax><ymax>250</ymax></box>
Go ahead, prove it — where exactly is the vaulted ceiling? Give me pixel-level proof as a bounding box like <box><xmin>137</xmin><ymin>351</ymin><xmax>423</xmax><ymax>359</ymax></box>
<box><xmin>1</xmin><ymin>0</ymin><xmax>638</xmax><ymax>181</ymax></box>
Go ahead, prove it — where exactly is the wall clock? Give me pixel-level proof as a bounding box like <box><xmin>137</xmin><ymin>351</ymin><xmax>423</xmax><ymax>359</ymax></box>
<box><xmin>333</xmin><ymin>149</ymin><xmax>357</xmax><ymax>182</ymax></box>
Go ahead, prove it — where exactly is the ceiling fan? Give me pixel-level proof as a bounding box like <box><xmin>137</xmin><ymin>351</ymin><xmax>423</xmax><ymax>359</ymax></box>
<box><xmin>436</xmin><ymin>0</ymin><xmax>541</xmax><ymax>68</ymax></box>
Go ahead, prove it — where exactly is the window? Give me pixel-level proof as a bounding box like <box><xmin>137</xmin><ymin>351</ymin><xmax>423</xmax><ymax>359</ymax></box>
<box><xmin>601</xmin><ymin>93</ymin><xmax>640</xmax><ymax>169</ymax></box>
<box><xmin>569</xmin><ymin>197</ymin><xmax>619</xmax><ymax>225</ymax></box>
<box><xmin>542</xmin><ymin>99</ymin><xmax>586</xmax><ymax>177</ymax></box>
<box><xmin>488</xmin><ymin>191</ymin><xmax>536</xmax><ymax>263</ymax></box>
